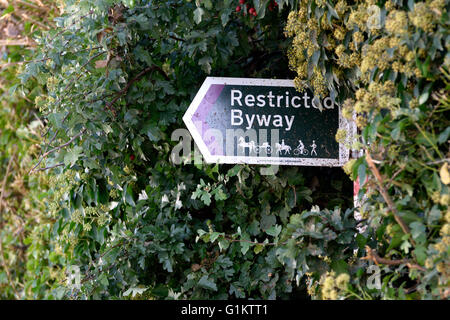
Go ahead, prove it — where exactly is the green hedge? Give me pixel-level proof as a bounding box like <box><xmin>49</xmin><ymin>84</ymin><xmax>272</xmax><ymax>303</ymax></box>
<box><xmin>286</xmin><ymin>0</ymin><xmax>449</xmax><ymax>299</ymax></box>
<box><xmin>12</xmin><ymin>0</ymin><xmax>450</xmax><ymax>300</ymax></box>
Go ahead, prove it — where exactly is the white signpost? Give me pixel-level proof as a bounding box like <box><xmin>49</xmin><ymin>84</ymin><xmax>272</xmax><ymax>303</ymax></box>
<box><xmin>183</xmin><ymin>77</ymin><xmax>353</xmax><ymax>166</ymax></box>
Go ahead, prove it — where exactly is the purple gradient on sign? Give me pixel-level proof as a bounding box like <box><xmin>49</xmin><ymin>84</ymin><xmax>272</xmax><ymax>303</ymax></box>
<box><xmin>192</xmin><ymin>84</ymin><xmax>225</xmax><ymax>156</ymax></box>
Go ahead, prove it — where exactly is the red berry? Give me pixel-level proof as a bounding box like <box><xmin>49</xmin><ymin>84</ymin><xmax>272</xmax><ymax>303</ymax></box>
<box><xmin>236</xmin><ymin>5</ymin><xmax>241</xmax><ymax>12</ymax></box>
<box><xmin>130</xmin><ymin>154</ymin><xmax>135</xmax><ymax>161</ymax></box>
<box><xmin>239</xmin><ymin>0</ymin><xmax>245</xmax><ymax>4</ymax></box>
<box><xmin>249</xmin><ymin>7</ymin><xmax>255</xmax><ymax>13</ymax></box>
<box><xmin>274</xmin><ymin>1</ymin><xmax>278</xmax><ymax>6</ymax></box>
<box><xmin>252</xmin><ymin>11</ymin><xmax>257</xmax><ymax>16</ymax></box>
<box><xmin>246</xmin><ymin>3</ymin><xmax>250</xmax><ymax>9</ymax></box>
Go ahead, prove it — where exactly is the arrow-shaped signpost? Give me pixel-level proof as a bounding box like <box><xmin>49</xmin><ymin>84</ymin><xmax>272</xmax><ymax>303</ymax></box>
<box><xmin>183</xmin><ymin>77</ymin><xmax>352</xmax><ymax>166</ymax></box>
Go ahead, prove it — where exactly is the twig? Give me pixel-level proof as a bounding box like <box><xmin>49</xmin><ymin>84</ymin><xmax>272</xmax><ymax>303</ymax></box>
<box><xmin>12</xmin><ymin>11</ymin><xmax>52</xmax><ymax>30</ymax></box>
<box><xmin>361</xmin><ymin>246</ymin><xmax>425</xmax><ymax>272</ymax></box>
<box><xmin>34</xmin><ymin>162</ymin><xmax>64</xmax><ymax>172</ymax></box>
<box><xmin>36</xmin><ymin>49</ymin><xmax>106</xmax><ymax>165</ymax></box>
<box><xmin>15</xmin><ymin>0</ymin><xmax>49</xmax><ymax>11</ymax></box>
<box><xmin>426</xmin><ymin>158</ymin><xmax>450</xmax><ymax>165</ymax></box>
<box><xmin>365</xmin><ymin>151</ymin><xmax>412</xmax><ymax>240</ymax></box>
<box><xmin>105</xmin><ymin>65</ymin><xmax>169</xmax><ymax>114</ymax></box>
<box><xmin>0</xmin><ymin>39</ymin><xmax>36</xmax><ymax>46</ymax></box>
<box><xmin>29</xmin><ymin>128</ymin><xmax>86</xmax><ymax>174</ymax></box>
<box><xmin>168</xmin><ymin>35</ymin><xmax>185</xmax><ymax>42</ymax></box>
<box><xmin>387</xmin><ymin>163</ymin><xmax>406</xmax><ymax>186</ymax></box>
<box><xmin>62</xmin><ymin>51</ymin><xmax>106</xmax><ymax>93</ymax></box>
<box><xmin>0</xmin><ymin>46</ymin><xmax>103</xmax><ymax>71</ymax></box>
<box><xmin>47</xmin><ymin>9</ymin><xmax>94</xmax><ymax>44</ymax></box>
<box><xmin>413</xmin><ymin>122</ymin><xmax>443</xmax><ymax>159</ymax></box>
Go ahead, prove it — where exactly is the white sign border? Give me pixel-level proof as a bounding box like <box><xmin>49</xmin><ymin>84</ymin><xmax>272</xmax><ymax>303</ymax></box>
<box><xmin>182</xmin><ymin>77</ymin><xmax>352</xmax><ymax>167</ymax></box>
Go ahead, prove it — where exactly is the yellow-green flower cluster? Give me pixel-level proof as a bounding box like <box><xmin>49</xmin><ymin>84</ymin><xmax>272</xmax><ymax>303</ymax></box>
<box><xmin>335</xmin><ymin>44</ymin><xmax>346</xmax><ymax>57</ymax></box>
<box><xmin>83</xmin><ymin>223</ymin><xmax>92</xmax><ymax>232</ymax></box>
<box><xmin>286</xmin><ymin>8</ymin><xmax>330</xmax><ymax>96</ymax></box>
<box><xmin>335</xmin><ymin>0</ymin><xmax>349</xmax><ymax>15</ymax></box>
<box><xmin>335</xmin><ymin>129</ymin><xmax>348</xmax><ymax>143</ymax></box>
<box><xmin>385</xmin><ymin>10</ymin><xmax>408</xmax><ymax>35</ymax></box>
<box><xmin>360</xmin><ymin>38</ymin><xmax>392</xmax><ymax>74</ymax></box>
<box><xmin>321</xmin><ymin>272</ymin><xmax>350</xmax><ymax>300</ymax></box>
<box><xmin>109</xmin><ymin>188</ymin><xmax>120</xmax><ymax>199</ymax></box>
<box><xmin>85</xmin><ymin>206</ymin><xmax>100</xmax><ymax>217</ymax></box>
<box><xmin>46</xmin><ymin>76</ymin><xmax>59</xmax><ymax>92</ymax></box>
<box><xmin>429</xmin><ymin>0</ymin><xmax>446</xmax><ymax>12</ymax></box>
<box><xmin>97</xmin><ymin>212</ymin><xmax>109</xmax><ymax>226</ymax></box>
<box><xmin>71</xmin><ymin>209</ymin><xmax>83</xmax><ymax>224</ymax></box>
<box><xmin>347</xmin><ymin>80</ymin><xmax>401</xmax><ymax>129</ymax></box>
<box><xmin>52</xmin><ymin>170</ymin><xmax>78</xmax><ymax>200</ymax></box>
<box><xmin>353</xmin><ymin>31</ymin><xmax>364</xmax><ymax>44</ymax></box>
<box><xmin>343</xmin><ymin>159</ymin><xmax>356</xmax><ymax>178</ymax></box>
<box><xmin>322</xmin><ymin>273</ymin><xmax>338</xmax><ymax>299</ymax></box>
<box><xmin>48</xmin><ymin>170</ymin><xmax>80</xmax><ymax>217</ymax></box>
<box><xmin>346</xmin><ymin>4</ymin><xmax>369</xmax><ymax>32</ymax></box>
<box><xmin>335</xmin><ymin>273</ymin><xmax>350</xmax><ymax>290</ymax></box>
<box><xmin>385</xmin><ymin>0</ymin><xmax>395</xmax><ymax>11</ymax></box>
<box><xmin>311</xmin><ymin>67</ymin><xmax>328</xmax><ymax>97</ymax></box>
<box><xmin>83</xmin><ymin>204</ymin><xmax>111</xmax><ymax>227</ymax></box>
<box><xmin>315</xmin><ymin>0</ymin><xmax>326</xmax><ymax>8</ymax></box>
<box><xmin>333</xmin><ymin>27</ymin><xmax>346</xmax><ymax>41</ymax></box>
<box><xmin>408</xmin><ymin>2</ymin><xmax>437</xmax><ymax>33</ymax></box>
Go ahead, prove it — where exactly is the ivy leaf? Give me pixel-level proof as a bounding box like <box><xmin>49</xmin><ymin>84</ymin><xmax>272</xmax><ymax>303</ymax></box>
<box><xmin>410</xmin><ymin>221</ymin><xmax>426</xmax><ymax>243</ymax></box>
<box><xmin>142</xmin><ymin>121</ymin><xmax>163</xmax><ymax>142</ymax></box>
<box><xmin>437</xmin><ymin>127</ymin><xmax>450</xmax><ymax>144</ymax></box>
<box><xmin>203</xmin><ymin>0</ymin><xmax>213</xmax><ymax>10</ymax></box>
<box><xmin>265</xmin><ymin>225</ymin><xmax>282</xmax><ymax>238</ymax></box>
<box><xmin>218</xmin><ymin>238</ymin><xmax>230</xmax><ymax>251</ymax></box>
<box><xmin>198</xmin><ymin>276</ymin><xmax>217</xmax><ymax>291</ymax></box>
<box><xmin>331</xmin><ymin>259</ymin><xmax>348</xmax><ymax>274</ymax></box>
<box><xmin>64</xmin><ymin>146</ymin><xmax>83</xmax><ymax>167</ymax></box>
<box><xmin>240</xmin><ymin>241</ymin><xmax>251</xmax><ymax>255</ymax></box>
<box><xmin>198</xmin><ymin>56</ymin><xmax>212</xmax><ymax>74</ymax></box>
<box><xmin>355</xmin><ymin>234</ymin><xmax>366</xmax><ymax>249</ymax></box>
<box><xmin>200</xmin><ymin>192</ymin><xmax>211</xmax><ymax>205</ymax></box>
<box><xmin>400</xmin><ymin>240</ymin><xmax>412</xmax><ymax>254</ymax></box>
<box><xmin>254</xmin><ymin>244</ymin><xmax>264</xmax><ymax>254</ymax></box>
<box><xmin>326</xmin><ymin>2</ymin><xmax>339</xmax><ymax>18</ymax></box>
<box><xmin>123</xmin><ymin>286</ymin><xmax>147</xmax><ymax>298</ymax></box>
<box><xmin>194</xmin><ymin>7</ymin><xmax>204</xmax><ymax>24</ymax></box>
<box><xmin>226</xmin><ymin>165</ymin><xmax>241</xmax><ymax>177</ymax></box>
<box><xmin>123</xmin><ymin>184</ymin><xmax>136</xmax><ymax>207</ymax></box>
<box><xmin>413</xmin><ymin>246</ymin><xmax>427</xmax><ymax>265</ymax></box>
<box><xmin>221</xmin><ymin>9</ymin><xmax>232</xmax><ymax>27</ymax></box>
<box><xmin>358</xmin><ymin>163</ymin><xmax>367</xmax><ymax>187</ymax></box>
<box><xmin>210</xmin><ymin>232</ymin><xmax>222</xmax><ymax>243</ymax></box>
<box><xmin>419</xmin><ymin>91</ymin><xmax>429</xmax><ymax>105</ymax></box>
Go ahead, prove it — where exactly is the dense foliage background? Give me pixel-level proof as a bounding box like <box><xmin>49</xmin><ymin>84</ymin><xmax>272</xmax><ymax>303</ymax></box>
<box><xmin>0</xmin><ymin>0</ymin><xmax>448</xmax><ymax>300</ymax></box>
<box><xmin>286</xmin><ymin>0</ymin><xmax>449</xmax><ymax>299</ymax></box>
